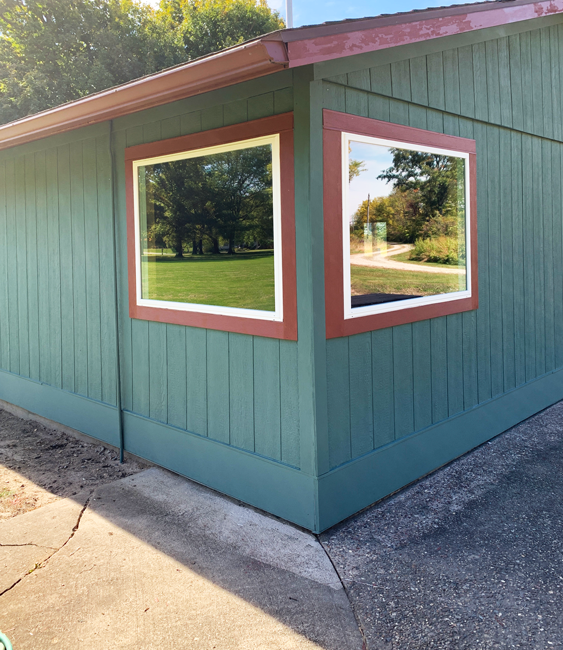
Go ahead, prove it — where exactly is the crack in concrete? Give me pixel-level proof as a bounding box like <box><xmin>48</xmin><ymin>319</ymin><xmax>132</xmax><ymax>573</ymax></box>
<box><xmin>317</xmin><ymin>536</ymin><xmax>369</xmax><ymax>650</ymax></box>
<box><xmin>0</xmin><ymin>494</ymin><xmax>92</xmax><ymax>599</ymax></box>
<box><xmin>0</xmin><ymin>543</ymin><xmax>57</xmax><ymax>550</ymax></box>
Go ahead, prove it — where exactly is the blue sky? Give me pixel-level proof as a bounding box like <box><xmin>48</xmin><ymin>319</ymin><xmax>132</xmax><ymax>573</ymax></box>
<box><xmin>348</xmin><ymin>141</ymin><xmax>394</xmax><ymax>221</ymax></box>
<box><xmin>267</xmin><ymin>0</ymin><xmax>477</xmax><ymax>27</ymax></box>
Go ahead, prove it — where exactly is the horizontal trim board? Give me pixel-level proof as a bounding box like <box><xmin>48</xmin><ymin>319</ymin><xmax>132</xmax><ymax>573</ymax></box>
<box><xmin>317</xmin><ymin>367</ymin><xmax>563</xmax><ymax>531</ymax></box>
<box><xmin>123</xmin><ymin>411</ymin><xmax>316</xmax><ymax>530</ymax></box>
<box><xmin>0</xmin><ymin>369</ymin><xmax>119</xmax><ymax>447</ymax></box>
<box><xmin>322</xmin><ymin>80</ymin><xmax>563</xmax><ymax>146</ymax></box>
<box><xmin>313</xmin><ymin>13</ymin><xmax>563</xmax><ymax>80</ymax></box>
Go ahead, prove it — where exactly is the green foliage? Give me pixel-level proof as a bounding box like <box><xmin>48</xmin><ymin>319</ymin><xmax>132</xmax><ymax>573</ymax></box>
<box><xmin>410</xmin><ymin>236</ymin><xmax>465</xmax><ymax>266</ymax></box>
<box><xmin>351</xmin><ymin>150</ymin><xmax>465</xmax><ymax>245</ymax></box>
<box><xmin>0</xmin><ymin>0</ymin><xmax>283</xmax><ymax>125</ymax></box>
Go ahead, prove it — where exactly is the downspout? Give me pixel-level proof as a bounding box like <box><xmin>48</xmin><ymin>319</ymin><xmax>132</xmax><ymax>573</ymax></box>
<box><xmin>109</xmin><ymin>119</ymin><xmax>125</xmax><ymax>463</ymax></box>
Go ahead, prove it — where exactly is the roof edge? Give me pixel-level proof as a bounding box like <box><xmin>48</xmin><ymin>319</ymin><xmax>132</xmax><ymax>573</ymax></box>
<box><xmin>285</xmin><ymin>0</ymin><xmax>563</xmax><ymax>67</ymax></box>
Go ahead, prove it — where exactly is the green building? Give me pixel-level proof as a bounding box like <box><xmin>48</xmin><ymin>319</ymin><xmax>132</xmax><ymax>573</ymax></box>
<box><xmin>1</xmin><ymin>0</ymin><xmax>562</xmax><ymax>532</ymax></box>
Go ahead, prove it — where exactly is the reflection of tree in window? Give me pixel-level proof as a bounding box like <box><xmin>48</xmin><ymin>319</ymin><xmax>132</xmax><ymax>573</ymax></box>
<box><xmin>143</xmin><ymin>145</ymin><xmax>273</xmax><ymax>258</ymax></box>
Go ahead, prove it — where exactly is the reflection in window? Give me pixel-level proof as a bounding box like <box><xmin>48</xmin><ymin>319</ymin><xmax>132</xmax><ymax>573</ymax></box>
<box><xmin>347</xmin><ymin>137</ymin><xmax>468</xmax><ymax>310</ymax></box>
<box><xmin>136</xmin><ymin>139</ymin><xmax>276</xmax><ymax>312</ymax></box>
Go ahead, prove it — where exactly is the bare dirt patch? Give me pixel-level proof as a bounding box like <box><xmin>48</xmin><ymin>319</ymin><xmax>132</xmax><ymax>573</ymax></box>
<box><xmin>0</xmin><ymin>408</ymin><xmax>146</xmax><ymax>520</ymax></box>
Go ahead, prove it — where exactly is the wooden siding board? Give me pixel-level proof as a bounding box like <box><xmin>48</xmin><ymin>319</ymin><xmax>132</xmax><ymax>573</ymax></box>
<box><xmin>113</xmin><ymin>128</ymin><xmax>132</xmax><ymax>412</ymax></box>
<box><xmin>530</xmin><ymin>30</ymin><xmax>544</xmax><ymax>137</ymax></box>
<box><xmin>224</xmin><ymin>99</ymin><xmax>248</xmax><ymax>126</ymax></box>
<box><xmin>96</xmin><ymin>136</ymin><xmax>117</xmax><ymax>406</ymax></box>
<box><xmin>412</xmin><ymin>320</ymin><xmax>432</xmax><ymax>431</ymax></box>
<box><xmin>509</xmin><ymin>34</ymin><xmax>524</xmax><ymax>133</ymax></box>
<box><xmin>228</xmin><ymin>332</ymin><xmax>255</xmax><ymax>453</ymax></box>
<box><xmin>393</xmin><ymin>324</ymin><xmax>414</xmax><ymax>439</ymax></box>
<box><xmin>201</xmin><ymin>104</ymin><xmax>224</xmax><ymax>131</ymax></box>
<box><xmin>166</xmin><ymin>325</ymin><xmax>187</xmax><ymax>430</ymax></box>
<box><xmin>185</xmin><ymin>327</ymin><xmax>208</xmax><ymax>435</ymax></box>
<box><xmin>57</xmin><ymin>146</ymin><xmax>74</xmax><ymax>392</ymax></box>
<box><xmin>323</xmin><ymin>80</ymin><xmax>346</xmax><ymax>113</ymax></box>
<box><xmin>443</xmin><ymin>49</ymin><xmax>461</xmax><ymax>115</ymax></box>
<box><xmin>274</xmin><ymin>87</ymin><xmax>294</xmax><ymax>115</ymax></box>
<box><xmin>549</xmin><ymin>26</ymin><xmax>561</xmax><ymax>142</ymax></box>
<box><xmin>458</xmin><ymin>46</ymin><xmax>476</xmax><ymax>118</ymax></box>
<box><xmin>345</xmin><ymin>87</ymin><xmax>368</xmax><ymax>117</ymax></box>
<box><xmin>511</xmin><ymin>132</ymin><xmax>526</xmax><ymax>386</ymax></box>
<box><xmin>253</xmin><ymin>337</ymin><xmax>281</xmax><ymax>461</ymax></box>
<box><xmin>372</xmin><ymin>328</ymin><xmax>394</xmax><ymax>448</ymax></box>
<box><xmin>46</xmin><ymin>149</ymin><xmax>62</xmax><ymax>389</ymax></box>
<box><xmin>497</xmin><ymin>37</ymin><xmax>513</xmax><ymax>128</ymax></box>
<box><xmin>83</xmin><ymin>138</ymin><xmax>103</xmax><ymax>402</ymax></box>
<box><xmin>180</xmin><ymin>111</ymin><xmax>202</xmax><ymax>135</ymax></box>
<box><xmin>391</xmin><ymin>59</ymin><xmax>412</xmax><ymax>102</ymax></box>
<box><xmin>409</xmin><ymin>57</ymin><xmax>429</xmax><ymax>106</ymax></box>
<box><xmin>327</xmin><ymin>337</ymin><xmax>351</xmax><ymax>468</ymax></box>
<box><xmin>553</xmin><ymin>142</ymin><xmax>563</xmax><ymax>369</ymax></box>
<box><xmin>485</xmin><ymin>40</ymin><xmax>502</xmax><ymax>126</ymax></box>
<box><xmin>542</xmin><ymin>138</ymin><xmax>555</xmax><ymax>373</ymax></box>
<box><xmin>70</xmin><ymin>141</ymin><xmax>88</xmax><ymax>397</ymax></box>
<box><xmin>446</xmin><ymin>314</ymin><xmax>464</xmax><ymax>418</ymax></box>
<box><xmin>532</xmin><ymin>136</ymin><xmax>546</xmax><ymax>377</ymax></box>
<box><xmin>427</xmin><ymin>53</ymin><xmax>446</xmax><ymax>111</ymax></box>
<box><xmin>149</xmin><ymin>321</ymin><xmax>168</xmax><ymax>423</ymax></box>
<box><xmin>540</xmin><ymin>28</ymin><xmax>554</xmax><ymax>141</ymax></box>
<box><xmin>15</xmin><ymin>157</ymin><xmax>30</xmax><ymax>379</ymax></box>
<box><xmin>367</xmin><ymin>92</ymin><xmax>390</xmax><ymax>122</ymax></box>
<box><xmin>431</xmin><ymin>317</ymin><xmax>448</xmax><ymax>423</ymax></box>
<box><xmin>487</xmin><ymin>126</ymin><xmax>503</xmax><ymax>398</ymax></box>
<box><xmin>6</xmin><ymin>159</ymin><xmax>19</xmax><ymax>375</ymax></box>
<box><xmin>472</xmin><ymin>43</ymin><xmax>488</xmax><ymax>123</ymax></box>
<box><xmin>206</xmin><ymin>329</ymin><xmax>230</xmax><ymax>444</ymax></box>
<box><xmin>349</xmin><ymin>333</ymin><xmax>374</xmax><ymax>458</ymax></box>
<box><xmin>499</xmin><ymin>129</ymin><xmax>515</xmax><ymax>392</ymax></box>
<box><xmin>35</xmin><ymin>151</ymin><xmax>50</xmax><ymax>385</ymax></box>
<box><xmin>280</xmin><ymin>340</ymin><xmax>300</xmax><ymax>468</ymax></box>
<box><xmin>0</xmin><ymin>163</ymin><xmax>7</xmax><ymax>371</ymax></box>
<box><xmin>347</xmin><ymin>69</ymin><xmax>370</xmax><ymax>91</ymax></box>
<box><xmin>519</xmin><ymin>32</ymin><xmax>534</xmax><ymax>135</ymax></box>
<box><xmin>24</xmin><ymin>153</ymin><xmax>40</xmax><ymax>382</ymax></box>
<box><xmin>522</xmin><ymin>134</ymin><xmax>536</xmax><ymax>382</ymax></box>
<box><xmin>248</xmin><ymin>93</ymin><xmax>274</xmax><ymax>121</ymax></box>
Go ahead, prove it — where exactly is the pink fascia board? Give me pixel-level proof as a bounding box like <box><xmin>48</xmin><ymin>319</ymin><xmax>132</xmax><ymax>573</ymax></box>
<box><xmin>287</xmin><ymin>0</ymin><xmax>563</xmax><ymax>67</ymax></box>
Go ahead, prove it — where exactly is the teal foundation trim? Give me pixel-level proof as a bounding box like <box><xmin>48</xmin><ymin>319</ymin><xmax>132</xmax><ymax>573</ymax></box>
<box><xmin>317</xmin><ymin>367</ymin><xmax>563</xmax><ymax>532</ymax></box>
<box><xmin>0</xmin><ymin>369</ymin><xmax>119</xmax><ymax>446</ymax></box>
<box><xmin>123</xmin><ymin>411</ymin><xmax>316</xmax><ymax>530</ymax></box>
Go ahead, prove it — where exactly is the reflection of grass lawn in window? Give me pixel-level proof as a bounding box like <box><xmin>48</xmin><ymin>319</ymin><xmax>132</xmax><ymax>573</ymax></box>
<box><xmin>144</xmin><ymin>251</ymin><xmax>275</xmax><ymax>311</ymax></box>
<box><xmin>351</xmin><ymin>266</ymin><xmax>464</xmax><ymax>297</ymax></box>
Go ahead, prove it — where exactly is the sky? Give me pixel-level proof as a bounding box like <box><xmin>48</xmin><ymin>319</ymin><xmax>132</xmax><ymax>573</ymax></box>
<box><xmin>347</xmin><ymin>141</ymin><xmax>394</xmax><ymax>221</ymax></box>
<box><xmin>144</xmin><ymin>0</ymin><xmax>478</xmax><ymax>27</ymax></box>
<box><xmin>267</xmin><ymin>0</ymin><xmax>476</xmax><ymax>27</ymax></box>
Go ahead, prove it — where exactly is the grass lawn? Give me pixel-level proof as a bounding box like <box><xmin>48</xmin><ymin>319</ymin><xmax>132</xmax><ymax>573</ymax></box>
<box><xmin>388</xmin><ymin>250</ymin><xmax>463</xmax><ymax>269</ymax></box>
<box><xmin>351</xmin><ymin>265</ymin><xmax>465</xmax><ymax>297</ymax></box>
<box><xmin>144</xmin><ymin>251</ymin><xmax>275</xmax><ymax>311</ymax></box>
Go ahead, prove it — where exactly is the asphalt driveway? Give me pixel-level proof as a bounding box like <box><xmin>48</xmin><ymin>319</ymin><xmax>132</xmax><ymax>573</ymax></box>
<box><xmin>321</xmin><ymin>400</ymin><xmax>563</xmax><ymax>649</ymax></box>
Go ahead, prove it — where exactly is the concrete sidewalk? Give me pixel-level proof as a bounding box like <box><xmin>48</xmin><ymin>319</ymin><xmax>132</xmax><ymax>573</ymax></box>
<box><xmin>1</xmin><ymin>468</ymin><xmax>364</xmax><ymax>649</ymax></box>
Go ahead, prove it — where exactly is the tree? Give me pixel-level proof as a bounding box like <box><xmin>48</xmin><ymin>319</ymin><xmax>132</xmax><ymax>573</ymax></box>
<box><xmin>378</xmin><ymin>149</ymin><xmax>459</xmax><ymax>225</ymax></box>
<box><xmin>0</xmin><ymin>0</ymin><xmax>284</xmax><ymax>125</ymax></box>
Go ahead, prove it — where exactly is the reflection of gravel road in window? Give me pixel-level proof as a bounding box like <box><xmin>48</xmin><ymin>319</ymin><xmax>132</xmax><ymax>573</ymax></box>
<box><xmin>350</xmin><ymin>243</ymin><xmax>466</xmax><ymax>275</ymax></box>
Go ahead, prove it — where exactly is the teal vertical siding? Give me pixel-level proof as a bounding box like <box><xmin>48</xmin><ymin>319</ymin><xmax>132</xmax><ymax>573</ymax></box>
<box><xmin>323</xmin><ymin>24</ymin><xmax>563</xmax><ymax>469</ymax></box>
<box><xmin>0</xmin><ymin>127</ymin><xmax>118</xmax><ymax>407</ymax></box>
<box><xmin>110</xmin><ymin>76</ymin><xmax>301</xmax><ymax>468</ymax></box>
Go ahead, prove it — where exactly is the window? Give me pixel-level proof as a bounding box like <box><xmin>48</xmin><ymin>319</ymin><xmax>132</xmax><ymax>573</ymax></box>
<box><xmin>126</xmin><ymin>114</ymin><xmax>297</xmax><ymax>340</ymax></box>
<box><xmin>323</xmin><ymin>110</ymin><xmax>478</xmax><ymax>338</ymax></box>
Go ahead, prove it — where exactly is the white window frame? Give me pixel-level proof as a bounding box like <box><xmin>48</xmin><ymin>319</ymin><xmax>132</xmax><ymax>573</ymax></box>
<box><xmin>342</xmin><ymin>131</ymin><xmax>472</xmax><ymax>321</ymax></box>
<box><xmin>132</xmin><ymin>134</ymin><xmax>283</xmax><ymax>322</ymax></box>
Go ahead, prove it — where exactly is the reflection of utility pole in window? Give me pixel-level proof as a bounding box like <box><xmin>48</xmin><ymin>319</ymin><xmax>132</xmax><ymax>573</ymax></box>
<box><xmin>364</xmin><ymin>193</ymin><xmax>373</xmax><ymax>256</ymax></box>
